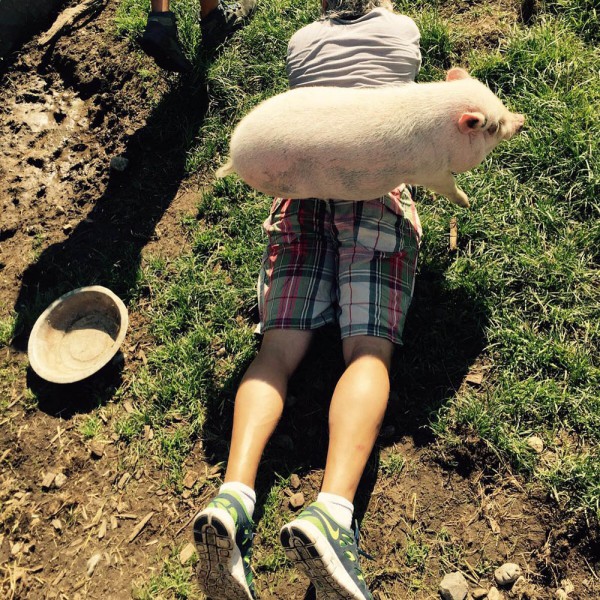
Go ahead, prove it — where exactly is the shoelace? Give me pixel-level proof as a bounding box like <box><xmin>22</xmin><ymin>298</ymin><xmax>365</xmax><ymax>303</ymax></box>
<box><xmin>353</xmin><ymin>520</ymin><xmax>374</xmax><ymax>561</ymax></box>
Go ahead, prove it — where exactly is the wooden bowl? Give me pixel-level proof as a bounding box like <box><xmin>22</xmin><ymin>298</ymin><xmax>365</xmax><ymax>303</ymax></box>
<box><xmin>28</xmin><ymin>286</ymin><xmax>128</xmax><ymax>384</ymax></box>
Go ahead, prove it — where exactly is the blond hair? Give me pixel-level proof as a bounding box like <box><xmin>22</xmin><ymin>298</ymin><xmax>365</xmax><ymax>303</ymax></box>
<box><xmin>321</xmin><ymin>0</ymin><xmax>394</xmax><ymax>20</ymax></box>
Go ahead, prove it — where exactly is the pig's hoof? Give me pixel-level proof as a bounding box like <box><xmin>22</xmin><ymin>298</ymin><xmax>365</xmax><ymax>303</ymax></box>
<box><xmin>451</xmin><ymin>191</ymin><xmax>470</xmax><ymax>208</ymax></box>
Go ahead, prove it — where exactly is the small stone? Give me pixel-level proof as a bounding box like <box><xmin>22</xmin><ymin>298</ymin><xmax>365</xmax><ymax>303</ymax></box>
<box><xmin>526</xmin><ymin>436</ymin><xmax>544</xmax><ymax>453</ymax></box>
<box><xmin>555</xmin><ymin>590</ymin><xmax>568</xmax><ymax>600</ymax></box>
<box><xmin>41</xmin><ymin>472</ymin><xmax>56</xmax><ymax>490</ymax></box>
<box><xmin>182</xmin><ymin>471</ymin><xmax>198</xmax><ymax>489</ymax></box>
<box><xmin>89</xmin><ymin>441</ymin><xmax>105</xmax><ymax>459</ymax></box>
<box><xmin>494</xmin><ymin>563</ymin><xmax>521</xmax><ymax>586</ymax></box>
<box><xmin>51</xmin><ymin>518</ymin><xmax>63</xmax><ymax>531</ymax></box>
<box><xmin>110</xmin><ymin>156</ymin><xmax>129</xmax><ymax>172</ymax></box>
<box><xmin>289</xmin><ymin>492</ymin><xmax>305</xmax><ymax>510</ymax></box>
<box><xmin>289</xmin><ymin>474</ymin><xmax>301</xmax><ymax>490</ymax></box>
<box><xmin>182</xmin><ymin>490</ymin><xmax>191</xmax><ymax>499</ymax></box>
<box><xmin>472</xmin><ymin>588</ymin><xmax>488</xmax><ymax>599</ymax></box>
<box><xmin>53</xmin><ymin>472</ymin><xmax>67</xmax><ymax>488</ymax></box>
<box><xmin>179</xmin><ymin>542</ymin><xmax>196</xmax><ymax>565</ymax></box>
<box><xmin>11</xmin><ymin>541</ymin><xmax>24</xmax><ymax>556</ymax></box>
<box><xmin>560</xmin><ymin>579</ymin><xmax>574</xmax><ymax>595</ymax></box>
<box><xmin>487</xmin><ymin>588</ymin><xmax>502</xmax><ymax>600</ymax></box>
<box><xmin>439</xmin><ymin>571</ymin><xmax>469</xmax><ymax>600</ymax></box>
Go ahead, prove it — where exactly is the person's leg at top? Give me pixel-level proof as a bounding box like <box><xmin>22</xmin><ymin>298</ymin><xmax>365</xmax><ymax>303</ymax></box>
<box><xmin>140</xmin><ymin>0</ymin><xmax>257</xmax><ymax>72</ymax></box>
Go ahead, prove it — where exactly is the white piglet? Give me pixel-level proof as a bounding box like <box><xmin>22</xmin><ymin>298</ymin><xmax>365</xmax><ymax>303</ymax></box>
<box><xmin>216</xmin><ymin>68</ymin><xmax>525</xmax><ymax>207</ymax></box>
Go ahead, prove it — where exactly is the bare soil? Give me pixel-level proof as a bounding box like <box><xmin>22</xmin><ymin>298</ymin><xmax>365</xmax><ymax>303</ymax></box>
<box><xmin>0</xmin><ymin>1</ymin><xmax>598</xmax><ymax>599</ymax></box>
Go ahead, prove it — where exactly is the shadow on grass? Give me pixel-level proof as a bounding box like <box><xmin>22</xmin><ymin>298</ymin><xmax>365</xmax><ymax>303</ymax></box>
<box><xmin>202</xmin><ymin>261</ymin><xmax>488</xmax><ymax>523</ymax></box>
<box><xmin>11</xmin><ymin>64</ymin><xmax>211</xmax><ymax>411</ymax></box>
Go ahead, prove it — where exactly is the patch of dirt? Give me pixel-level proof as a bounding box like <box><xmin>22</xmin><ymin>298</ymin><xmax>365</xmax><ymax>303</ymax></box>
<box><xmin>0</xmin><ymin>1</ymin><xmax>598</xmax><ymax>599</ymax></box>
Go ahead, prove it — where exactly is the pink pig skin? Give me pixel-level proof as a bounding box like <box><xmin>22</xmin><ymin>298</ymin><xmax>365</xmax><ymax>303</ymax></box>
<box><xmin>216</xmin><ymin>68</ymin><xmax>525</xmax><ymax>207</ymax></box>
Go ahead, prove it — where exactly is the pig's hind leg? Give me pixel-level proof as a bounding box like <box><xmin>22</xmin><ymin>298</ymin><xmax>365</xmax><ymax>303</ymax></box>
<box><xmin>426</xmin><ymin>173</ymin><xmax>470</xmax><ymax>208</ymax></box>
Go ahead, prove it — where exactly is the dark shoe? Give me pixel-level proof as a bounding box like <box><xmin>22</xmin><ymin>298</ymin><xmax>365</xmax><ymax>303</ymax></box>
<box><xmin>193</xmin><ymin>491</ymin><xmax>256</xmax><ymax>599</ymax></box>
<box><xmin>200</xmin><ymin>0</ymin><xmax>257</xmax><ymax>52</ymax></box>
<box><xmin>140</xmin><ymin>11</ymin><xmax>193</xmax><ymax>73</ymax></box>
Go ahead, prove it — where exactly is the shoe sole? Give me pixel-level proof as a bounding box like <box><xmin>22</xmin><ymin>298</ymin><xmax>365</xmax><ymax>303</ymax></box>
<box><xmin>280</xmin><ymin>520</ymin><xmax>367</xmax><ymax>600</ymax></box>
<box><xmin>193</xmin><ymin>508</ymin><xmax>253</xmax><ymax>600</ymax></box>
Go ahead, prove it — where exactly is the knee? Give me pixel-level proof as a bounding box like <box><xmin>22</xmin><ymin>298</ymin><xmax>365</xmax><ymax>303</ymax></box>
<box><xmin>342</xmin><ymin>335</ymin><xmax>394</xmax><ymax>369</ymax></box>
<box><xmin>257</xmin><ymin>329</ymin><xmax>313</xmax><ymax>377</ymax></box>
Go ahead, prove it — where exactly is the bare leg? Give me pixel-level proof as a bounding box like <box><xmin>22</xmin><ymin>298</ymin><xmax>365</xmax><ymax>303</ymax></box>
<box><xmin>224</xmin><ymin>329</ymin><xmax>313</xmax><ymax>488</ymax></box>
<box><xmin>321</xmin><ymin>335</ymin><xmax>394</xmax><ymax>502</ymax></box>
<box><xmin>200</xmin><ymin>0</ymin><xmax>220</xmax><ymax>18</ymax></box>
<box><xmin>151</xmin><ymin>0</ymin><xmax>170</xmax><ymax>11</ymax></box>
<box><xmin>151</xmin><ymin>0</ymin><xmax>220</xmax><ymax>18</ymax></box>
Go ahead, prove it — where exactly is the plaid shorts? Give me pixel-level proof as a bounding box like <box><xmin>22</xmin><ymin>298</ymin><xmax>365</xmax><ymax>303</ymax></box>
<box><xmin>257</xmin><ymin>185</ymin><xmax>422</xmax><ymax>344</ymax></box>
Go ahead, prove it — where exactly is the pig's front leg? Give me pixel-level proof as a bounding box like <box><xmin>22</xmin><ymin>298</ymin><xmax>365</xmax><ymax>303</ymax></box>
<box><xmin>426</xmin><ymin>173</ymin><xmax>470</xmax><ymax>208</ymax></box>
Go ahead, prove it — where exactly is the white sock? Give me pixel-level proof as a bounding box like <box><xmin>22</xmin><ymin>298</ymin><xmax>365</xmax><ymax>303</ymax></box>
<box><xmin>317</xmin><ymin>492</ymin><xmax>354</xmax><ymax>531</ymax></box>
<box><xmin>219</xmin><ymin>482</ymin><xmax>256</xmax><ymax>518</ymax></box>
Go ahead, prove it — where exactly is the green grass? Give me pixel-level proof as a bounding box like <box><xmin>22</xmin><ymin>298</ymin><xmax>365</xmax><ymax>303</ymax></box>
<box><xmin>113</xmin><ymin>0</ymin><xmax>600</xmax><ymax>592</ymax></box>
<box><xmin>0</xmin><ymin>314</ymin><xmax>16</xmax><ymax>347</ymax></box>
<box><xmin>132</xmin><ymin>545</ymin><xmax>199</xmax><ymax>599</ymax></box>
<box><xmin>79</xmin><ymin>415</ymin><xmax>103</xmax><ymax>439</ymax></box>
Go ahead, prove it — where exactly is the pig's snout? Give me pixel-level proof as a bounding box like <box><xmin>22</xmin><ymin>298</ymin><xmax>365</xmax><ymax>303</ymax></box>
<box><xmin>505</xmin><ymin>113</ymin><xmax>525</xmax><ymax>138</ymax></box>
<box><xmin>513</xmin><ymin>113</ymin><xmax>525</xmax><ymax>132</ymax></box>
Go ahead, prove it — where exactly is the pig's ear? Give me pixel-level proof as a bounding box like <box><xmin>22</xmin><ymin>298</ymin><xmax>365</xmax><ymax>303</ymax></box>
<box><xmin>446</xmin><ymin>68</ymin><xmax>470</xmax><ymax>81</ymax></box>
<box><xmin>458</xmin><ymin>112</ymin><xmax>487</xmax><ymax>134</ymax></box>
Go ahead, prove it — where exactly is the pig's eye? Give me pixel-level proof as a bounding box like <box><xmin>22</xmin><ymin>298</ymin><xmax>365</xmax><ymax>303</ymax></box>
<box><xmin>488</xmin><ymin>122</ymin><xmax>499</xmax><ymax>134</ymax></box>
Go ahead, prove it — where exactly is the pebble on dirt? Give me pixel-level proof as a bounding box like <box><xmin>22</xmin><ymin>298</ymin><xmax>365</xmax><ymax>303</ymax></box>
<box><xmin>526</xmin><ymin>435</ymin><xmax>544</xmax><ymax>453</ymax></box>
<box><xmin>290</xmin><ymin>473</ymin><xmax>301</xmax><ymax>490</ymax></box>
<box><xmin>494</xmin><ymin>562</ymin><xmax>522</xmax><ymax>586</ymax></box>
<box><xmin>487</xmin><ymin>587</ymin><xmax>502</xmax><ymax>600</ymax></box>
<box><xmin>289</xmin><ymin>492</ymin><xmax>305</xmax><ymax>510</ymax></box>
<box><xmin>53</xmin><ymin>472</ymin><xmax>67</xmax><ymax>488</ymax></box>
<box><xmin>471</xmin><ymin>588</ymin><xmax>488</xmax><ymax>599</ymax></box>
<box><xmin>89</xmin><ymin>441</ymin><xmax>105</xmax><ymax>459</ymax></box>
<box><xmin>439</xmin><ymin>571</ymin><xmax>469</xmax><ymax>600</ymax></box>
<box><xmin>41</xmin><ymin>472</ymin><xmax>56</xmax><ymax>490</ymax></box>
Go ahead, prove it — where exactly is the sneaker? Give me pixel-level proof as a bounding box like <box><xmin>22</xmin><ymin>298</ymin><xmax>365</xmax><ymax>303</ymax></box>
<box><xmin>193</xmin><ymin>491</ymin><xmax>256</xmax><ymax>599</ymax></box>
<box><xmin>200</xmin><ymin>0</ymin><xmax>257</xmax><ymax>52</ymax></box>
<box><xmin>140</xmin><ymin>11</ymin><xmax>193</xmax><ymax>73</ymax></box>
<box><xmin>280</xmin><ymin>502</ymin><xmax>373</xmax><ymax>599</ymax></box>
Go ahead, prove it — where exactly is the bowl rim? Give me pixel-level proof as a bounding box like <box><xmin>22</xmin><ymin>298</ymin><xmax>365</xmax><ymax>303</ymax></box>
<box><xmin>27</xmin><ymin>285</ymin><xmax>129</xmax><ymax>384</ymax></box>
